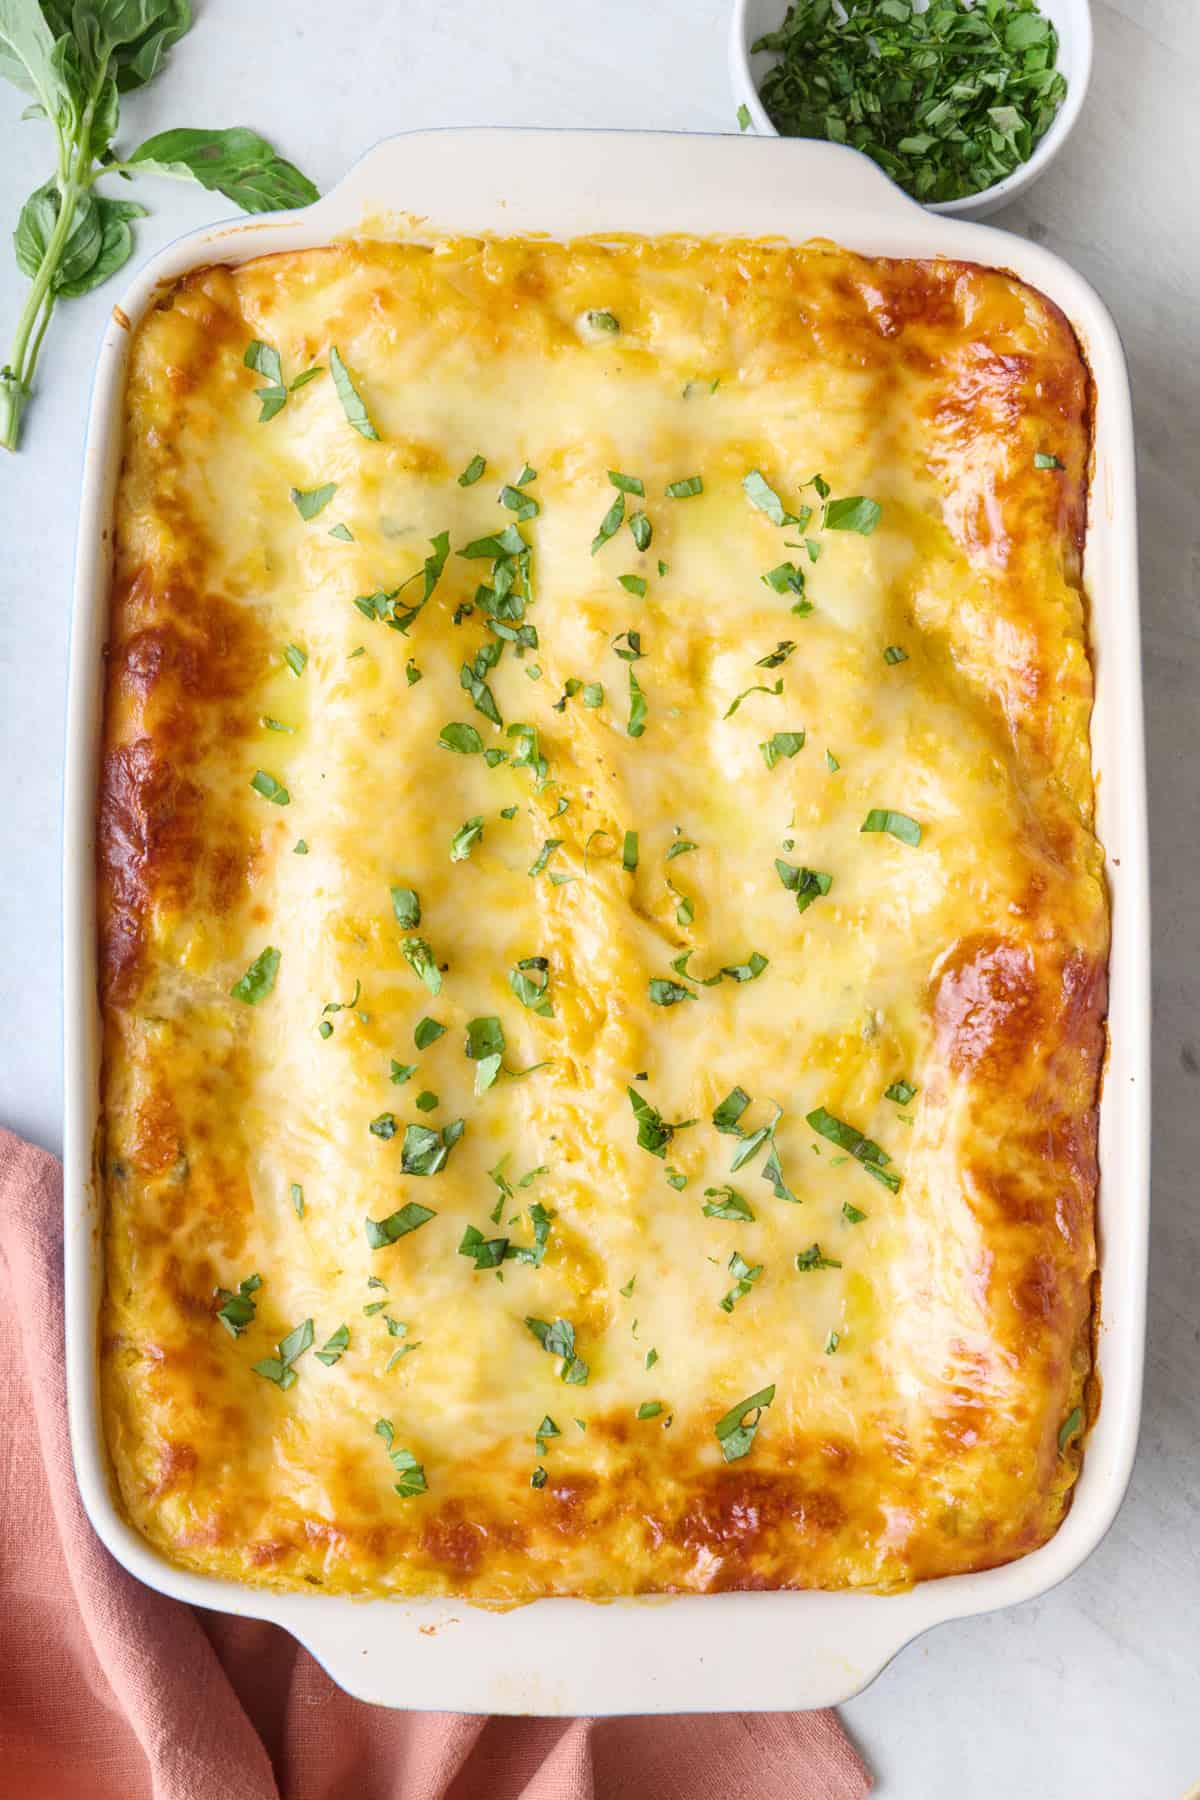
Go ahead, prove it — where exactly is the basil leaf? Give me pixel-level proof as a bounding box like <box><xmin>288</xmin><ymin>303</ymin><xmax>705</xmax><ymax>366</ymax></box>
<box><xmin>714</xmin><ymin>1385</ymin><xmax>775</xmax><ymax>1462</ymax></box>
<box><xmin>459</xmin><ymin>1223</ymin><xmax>509</xmax><ymax>1270</ymax></box>
<box><xmin>509</xmin><ymin>956</ymin><xmax>553</xmax><ymax>1016</ymax></box>
<box><xmin>760</xmin><ymin>730</ymin><xmax>806</xmax><ymax>769</ymax></box>
<box><xmin>326</xmin><ymin>345</ymin><xmax>379</xmax><ymax>439</ymax></box>
<box><xmin>860</xmin><ymin>808</ymin><xmax>922</xmax><ymax>846</ymax></box>
<box><xmin>712</xmin><ymin>1087</ymin><xmax>751</xmax><ymax>1134</ymax></box>
<box><xmin>742</xmin><ymin>468</ymin><xmax>798</xmax><ymax>526</ymax></box>
<box><xmin>1058</xmin><ymin>1406</ymin><xmax>1084</xmax><ymax>1453</ymax></box>
<box><xmin>729</xmin><ymin>1105</ymin><xmax>782</xmax><ymax>1173</ymax></box>
<box><xmin>823</xmin><ymin>496</ymin><xmax>881</xmax><ymax>534</ymax></box>
<box><xmin>368</xmin><ymin>1202</ymin><xmax>444</xmax><ymax>1245</ymax></box>
<box><xmin>775</xmin><ymin>861</ymin><xmax>832</xmax><ymax>913</ymax></box>
<box><xmin>390</xmin><ymin>1061</ymin><xmax>416</xmax><ymax>1084</ymax></box>
<box><xmin>387</xmin><ymin>1446</ymin><xmax>428</xmax><ymax>1499</ymax></box>
<box><xmin>619</xmin><ymin>574</ymin><xmax>647</xmax><ymax>598</ymax></box>
<box><xmin>806</xmin><ymin>1105</ymin><xmax>900</xmax><ymax>1192</ymax></box>
<box><xmin>665</xmin><ymin>476</ymin><xmax>703</xmax><ymax>498</ymax></box>
<box><xmin>283</xmin><ymin>643</ymin><xmax>307</xmax><ymax>677</ymax></box>
<box><xmin>127</xmin><ymin>126</ymin><xmax>319</xmax><ymax>212</ymax></box>
<box><xmin>230</xmin><ymin>945</ymin><xmax>280</xmax><ymax>1004</ymax></box>
<box><xmin>414</xmin><ymin>1016</ymin><xmax>445</xmax><ymax>1049</ymax></box>
<box><xmin>885</xmin><ymin>1079</ymin><xmax>917</xmax><ymax>1104</ymax></box>
<box><xmin>761</xmin><ymin>561</ymin><xmax>807</xmax><ymax>597</ymax></box>
<box><xmin>608</xmin><ymin>470</ymin><xmax>644</xmax><ymax>495</ymax></box>
<box><xmin>499</xmin><ymin>483</ymin><xmax>538</xmax><ymax>521</ymax></box>
<box><xmin>719</xmin><ymin>1249</ymin><xmax>764</xmax><ymax>1312</ymax></box>
<box><xmin>401</xmin><ymin>1118</ymin><xmax>464</xmax><ymax>1176</ymax></box>
<box><xmin>737</xmin><ymin>102</ymin><xmax>751</xmax><ymax>131</ymax></box>
<box><xmin>702</xmin><ymin>1186</ymin><xmax>755</xmax><ymax>1222</ymax></box>
<box><xmin>290</xmin><ymin>482</ymin><xmax>336</xmax><ymax>520</ymax></box>
<box><xmin>884</xmin><ymin>644</ymin><xmax>908</xmax><ymax>665</ymax></box>
<box><xmin>592</xmin><ymin>491</ymin><xmax>625</xmax><ymax>555</ymax></box>
<box><xmin>627</xmin><ymin>667</ymin><xmax>647</xmax><ymax>738</ymax></box>
<box><xmin>756</xmin><ymin>641</ymin><xmax>795</xmax><ymax>669</ymax></box>
<box><xmin>795</xmin><ymin>1243</ymin><xmax>842</xmax><ymax>1271</ymax></box>
<box><xmin>439</xmin><ymin>722</ymin><xmax>483</xmax><ymax>755</ymax></box>
<box><xmin>582</xmin><ymin>682</ymin><xmax>603</xmax><ymax>708</ymax></box>
<box><xmin>450</xmin><ymin>815</ymin><xmax>484</xmax><ymax>861</ymax></box>
<box><xmin>314</xmin><ymin>1324</ymin><xmax>350</xmax><ymax>1366</ymax></box>
<box><xmin>215</xmin><ymin>1272</ymin><xmax>261</xmax><ymax>1336</ymax></box>
<box><xmin>390</xmin><ymin>886</ymin><xmax>421</xmax><ymax>928</ymax></box>
<box><xmin>458</xmin><ymin>453</ymin><xmax>486</xmax><ymax>486</ymax></box>
<box><xmin>649</xmin><ymin>977</ymin><xmax>695</xmax><ymax>1007</ymax></box>
<box><xmin>525</xmin><ymin>1315</ymin><xmax>588</xmax><ymax>1384</ymax></box>
<box><xmin>460</xmin><ymin>660</ymin><xmax>502</xmax><ymax>727</ymax></box>
<box><xmin>627</xmin><ymin>1086</ymin><xmax>695</xmax><ymax>1158</ymax></box>
<box><xmin>528</xmin><ymin>838</ymin><xmax>563</xmax><ymax>878</ymax></box>
<box><xmin>637</xmin><ymin>1401</ymin><xmax>664</xmax><ymax>1420</ymax></box>
<box><xmin>720</xmin><ymin>952</ymin><xmax>768</xmax><ymax>983</ymax></box>
<box><xmin>622</xmin><ymin>830</ymin><xmax>638</xmax><ymax>872</ymax></box>
<box><xmin>629</xmin><ymin>511</ymin><xmax>652</xmax><ymax>551</ymax></box>
<box><xmin>250</xmin><ymin>769</ymin><xmax>289</xmax><ymax>805</ymax></box>
<box><xmin>584</xmin><ymin>309</ymin><xmax>619</xmax><ymax>334</ymax></box>
<box><xmin>723</xmin><ymin>677</ymin><xmax>782</xmax><ymax>720</ymax></box>
<box><xmin>401</xmin><ymin>937</ymin><xmax>442</xmax><ymax>996</ymax></box>
<box><xmin>1035</xmin><ymin>451</ymin><xmax>1065</xmax><ymax>471</ymax></box>
<box><xmin>842</xmin><ymin>1201</ymin><xmax>867</xmax><ymax>1224</ymax></box>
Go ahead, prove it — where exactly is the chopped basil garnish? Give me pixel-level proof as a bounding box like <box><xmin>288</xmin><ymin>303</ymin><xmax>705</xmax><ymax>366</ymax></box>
<box><xmin>250</xmin><ymin>769</ymin><xmax>289</xmax><ymax>805</ymax></box>
<box><xmin>252</xmin><ymin>1317</ymin><xmax>313</xmax><ymax>1389</ymax></box>
<box><xmin>842</xmin><ymin>1200</ymin><xmax>867</xmax><ymax>1224</ymax></box>
<box><xmin>760</xmin><ymin>730</ymin><xmax>806</xmax><ymax>769</ymax></box>
<box><xmin>582</xmin><ymin>681</ymin><xmax>603</xmax><ymax>707</ymax></box>
<box><xmin>450</xmin><ymin>815</ymin><xmax>484</xmax><ymax>861</ymax></box>
<box><xmin>649</xmin><ymin>977</ymin><xmax>695</xmax><ymax>1007</ymax></box>
<box><xmin>775</xmin><ymin>860</ymin><xmax>833</xmax><ymax>914</ymax></box>
<box><xmin>525</xmin><ymin>1316</ymin><xmax>589</xmax><ymax>1384</ymax></box>
<box><xmin>665</xmin><ymin>1167</ymin><xmax>687</xmax><ymax>1190</ymax></box>
<box><xmin>861</xmin><ymin>808</ymin><xmax>922</xmax><ymax>846</ymax></box>
<box><xmin>215</xmin><ymin>1272</ymin><xmax>261</xmax><ymax>1336</ymax></box>
<box><xmin>290</xmin><ymin>1182</ymin><xmax>304</xmax><ymax>1217</ymax></box>
<box><xmin>290</xmin><ymin>482</ymin><xmax>336</xmax><ymax>521</ymax></box>
<box><xmin>825</xmin><ymin>749</ymin><xmax>840</xmax><ymax>772</ymax></box>
<box><xmin>665</xmin><ymin>475</ymin><xmax>703</xmax><ymax>499</ymax></box>
<box><xmin>807</xmin><ymin>1106</ymin><xmax>900</xmax><ymax>1192</ymax></box>
<box><xmin>368</xmin><ymin>1207</ymin><xmax>439</xmax><ymax>1250</ymax></box>
<box><xmin>414</xmin><ymin>1016</ymin><xmax>445</xmax><ymax>1050</ymax></box>
<box><xmin>609</xmin><ymin>470</ymin><xmax>644</xmax><ymax>495</ymax></box>
<box><xmin>761</xmin><ymin>560</ymin><xmax>807</xmax><ymax>599</ymax></box>
<box><xmin>1035</xmin><ymin>451</ymin><xmax>1065</xmax><ymax>471</ymax></box>
<box><xmin>390</xmin><ymin>1061</ymin><xmax>415</xmax><ymax>1084</ymax></box>
<box><xmin>714</xmin><ymin>1384</ymin><xmax>775</xmax><ymax>1462</ymax></box>
<box><xmin>390</xmin><ymin>886</ymin><xmax>421</xmax><ymax>928</ymax></box>
<box><xmin>737</xmin><ymin>101</ymin><xmax>752</xmax><ymax>130</ymax></box>
<box><xmin>261</xmin><ymin>716</ymin><xmax>294</xmax><ymax>734</ymax></box>
<box><xmin>720</xmin><ymin>1250</ymin><xmax>764</xmax><ymax>1312</ymax></box>
<box><xmin>510</xmin><ymin>956</ymin><xmax>553</xmax><ymax>1016</ymax></box>
<box><xmin>314</xmin><ymin>1324</ymin><xmax>350</xmax><ymax>1365</ymax></box>
<box><xmin>627</xmin><ymin>668</ymin><xmax>647</xmax><ymax>737</ymax></box>
<box><xmin>328</xmin><ymin>521</ymin><xmax>354</xmax><ymax>541</ymax></box>
<box><xmin>439</xmin><ymin>722</ymin><xmax>484</xmax><ymax>755</ymax></box>
<box><xmin>627</xmin><ymin>1086</ymin><xmax>696</xmax><ymax>1158</ymax></box>
<box><xmin>619</xmin><ymin>573</ymin><xmax>647</xmax><ymax>598</ymax></box>
<box><xmin>458</xmin><ymin>453</ymin><xmax>486</xmax><ymax>486</ymax></box>
<box><xmin>702</xmin><ymin>1185</ymin><xmax>755</xmax><ymax>1222</ymax></box>
<box><xmin>401</xmin><ymin>1117</ymin><xmax>465</xmax><ymax>1176</ymax></box>
<box><xmin>823</xmin><ymin>495</ymin><xmax>881</xmax><ymax>534</ymax></box>
<box><xmin>375</xmin><ymin>1419</ymin><xmax>428</xmax><ymax>1497</ymax></box>
<box><xmin>883</xmin><ymin>644</ymin><xmax>908</xmax><ymax>665</ymax></box>
<box><xmin>406</xmin><ymin>659</ymin><xmax>422</xmax><ymax>685</ymax></box>
<box><xmin>415</xmin><ymin>1090</ymin><xmax>438</xmax><ymax>1112</ymax></box>
<box><xmin>458</xmin><ymin>1224</ymin><xmax>509</xmax><ymax>1270</ymax></box>
<box><xmin>795</xmin><ymin>1243</ymin><xmax>842</xmax><ymax>1271</ymax></box>
<box><xmin>592</xmin><ymin>491</ymin><xmax>625</xmax><ymax>554</ymax></box>
<box><xmin>244</xmin><ymin>339</ymin><xmax>286</xmax><ymax>420</ymax></box>
<box><xmin>230</xmin><ymin>946</ymin><xmax>280</xmax><ymax>1005</ymax></box>
<box><xmin>723</xmin><ymin>677</ymin><xmax>782</xmax><ymax>720</ymax></box>
<box><xmin>825</xmin><ymin>1330</ymin><xmax>840</xmax><ymax>1354</ymax></box>
<box><xmin>329</xmin><ymin>345</ymin><xmax>379</xmax><ymax>440</ymax></box>
<box><xmin>629</xmin><ymin>511</ymin><xmax>652</xmax><ymax>551</ymax></box>
<box><xmin>637</xmin><ymin>1401</ymin><xmax>664</xmax><ymax>1420</ymax></box>
<box><xmin>622</xmin><ymin>830</ymin><xmax>638</xmax><ymax>872</ymax></box>
<box><xmin>585</xmin><ymin>309</ymin><xmax>620</xmax><ymax>334</ymax></box>
<box><xmin>713</xmin><ymin>1087</ymin><xmax>751</xmax><ymax>1135</ymax></box>
<box><xmin>742</xmin><ymin>468</ymin><xmax>798</xmax><ymax>526</ymax></box>
<box><xmin>885</xmin><ymin>1079</ymin><xmax>918</xmax><ymax>1105</ymax></box>
<box><xmin>401</xmin><ymin>937</ymin><xmax>443</xmax><ymax>996</ymax></box>
<box><xmin>528</xmin><ymin>838</ymin><xmax>563</xmax><ymax>878</ymax></box>
<box><xmin>1058</xmin><ymin>1406</ymin><xmax>1084</xmax><ymax>1452</ymax></box>
<box><xmin>283</xmin><ymin>643</ymin><xmax>307</xmax><ymax>677</ymax></box>
<box><xmin>499</xmin><ymin>483</ymin><xmax>539</xmax><ymax>521</ymax></box>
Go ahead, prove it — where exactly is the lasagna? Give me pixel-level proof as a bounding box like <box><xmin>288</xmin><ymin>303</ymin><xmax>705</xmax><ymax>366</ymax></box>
<box><xmin>97</xmin><ymin>235</ymin><xmax>1105</xmax><ymax>1597</ymax></box>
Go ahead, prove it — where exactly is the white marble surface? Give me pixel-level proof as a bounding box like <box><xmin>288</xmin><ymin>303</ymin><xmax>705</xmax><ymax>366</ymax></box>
<box><xmin>1</xmin><ymin>2</ymin><xmax>1197</xmax><ymax>1792</ymax></box>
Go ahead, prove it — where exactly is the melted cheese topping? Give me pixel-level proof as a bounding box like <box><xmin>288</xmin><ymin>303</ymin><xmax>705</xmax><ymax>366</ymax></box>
<box><xmin>98</xmin><ymin>236</ymin><xmax>1105</xmax><ymax>1597</ymax></box>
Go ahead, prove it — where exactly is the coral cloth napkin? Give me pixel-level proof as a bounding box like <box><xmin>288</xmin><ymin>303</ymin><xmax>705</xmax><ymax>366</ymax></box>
<box><xmin>0</xmin><ymin>1127</ymin><xmax>872</xmax><ymax>1800</ymax></box>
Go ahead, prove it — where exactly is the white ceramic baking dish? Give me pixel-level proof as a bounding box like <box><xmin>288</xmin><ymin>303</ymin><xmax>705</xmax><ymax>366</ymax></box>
<box><xmin>62</xmin><ymin>128</ymin><xmax>1148</xmax><ymax>1716</ymax></box>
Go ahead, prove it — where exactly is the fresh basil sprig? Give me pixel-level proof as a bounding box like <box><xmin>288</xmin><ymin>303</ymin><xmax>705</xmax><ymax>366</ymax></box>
<box><xmin>1</xmin><ymin>0</ymin><xmax>318</xmax><ymax>451</ymax></box>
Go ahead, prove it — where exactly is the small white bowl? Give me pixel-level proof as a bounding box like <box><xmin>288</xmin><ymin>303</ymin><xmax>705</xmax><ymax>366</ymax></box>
<box><xmin>730</xmin><ymin>0</ymin><xmax>1092</xmax><ymax>217</ymax></box>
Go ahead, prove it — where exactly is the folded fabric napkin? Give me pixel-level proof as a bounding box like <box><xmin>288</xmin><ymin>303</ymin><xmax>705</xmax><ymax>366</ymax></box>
<box><xmin>0</xmin><ymin>1126</ymin><xmax>872</xmax><ymax>1800</ymax></box>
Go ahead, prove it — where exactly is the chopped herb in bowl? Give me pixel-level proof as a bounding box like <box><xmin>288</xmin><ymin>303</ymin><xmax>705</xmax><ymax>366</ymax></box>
<box><xmin>752</xmin><ymin>0</ymin><xmax>1068</xmax><ymax>205</ymax></box>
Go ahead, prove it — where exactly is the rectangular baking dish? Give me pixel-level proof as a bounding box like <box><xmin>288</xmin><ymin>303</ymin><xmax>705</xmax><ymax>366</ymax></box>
<box><xmin>62</xmin><ymin>128</ymin><xmax>1148</xmax><ymax>1716</ymax></box>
